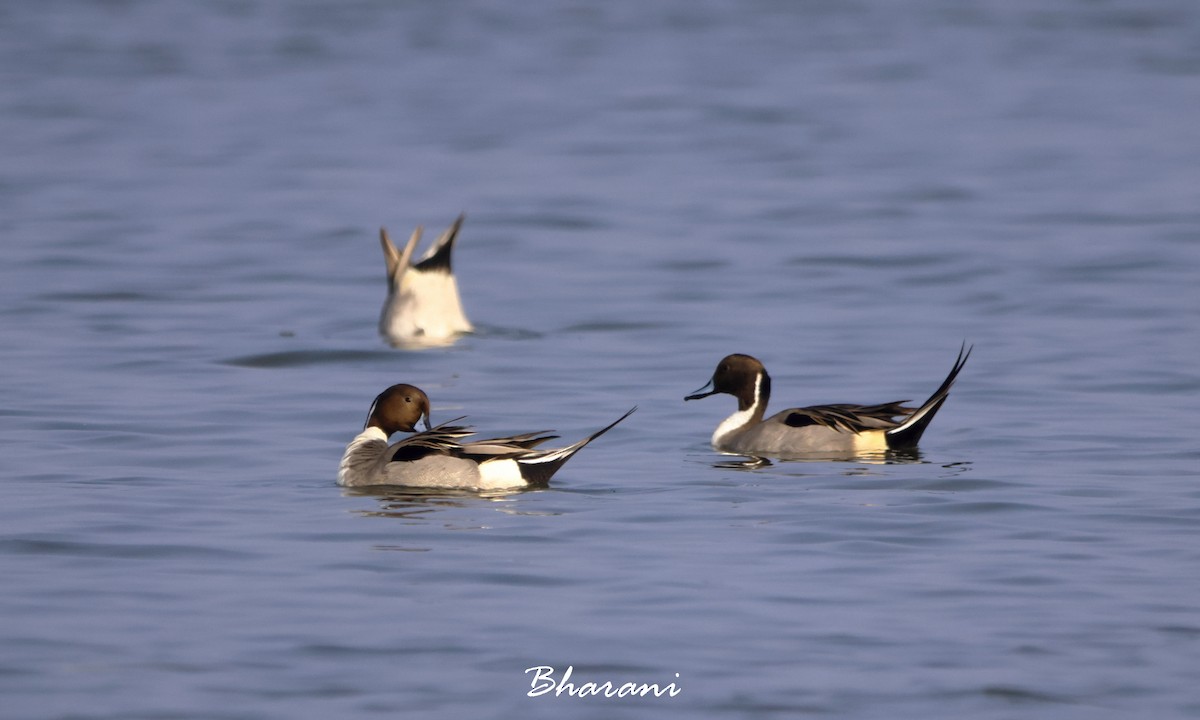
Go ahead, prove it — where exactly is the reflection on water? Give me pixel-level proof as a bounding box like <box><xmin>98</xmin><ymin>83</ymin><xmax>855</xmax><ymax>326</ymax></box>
<box><xmin>344</xmin><ymin>485</ymin><xmax>531</xmax><ymax>520</ymax></box>
<box><xmin>381</xmin><ymin>333</ymin><xmax>468</xmax><ymax>351</ymax></box>
<box><xmin>711</xmin><ymin>455</ymin><xmax>774</xmax><ymax>470</ymax></box>
<box><xmin>381</xmin><ymin>324</ymin><xmax>544</xmax><ymax>350</ymax></box>
<box><xmin>708</xmin><ymin>448</ymin><xmax>927</xmax><ymax>469</ymax></box>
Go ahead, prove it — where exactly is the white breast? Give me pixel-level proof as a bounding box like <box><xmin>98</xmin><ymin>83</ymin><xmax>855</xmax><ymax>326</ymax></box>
<box><xmin>337</xmin><ymin>427</ymin><xmax>389</xmax><ymax>487</ymax></box>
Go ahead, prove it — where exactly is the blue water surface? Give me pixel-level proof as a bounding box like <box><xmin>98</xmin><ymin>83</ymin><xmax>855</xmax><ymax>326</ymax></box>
<box><xmin>2</xmin><ymin>1</ymin><xmax>1200</xmax><ymax>718</ymax></box>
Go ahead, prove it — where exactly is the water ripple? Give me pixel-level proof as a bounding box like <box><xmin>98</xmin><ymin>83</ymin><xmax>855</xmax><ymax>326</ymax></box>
<box><xmin>220</xmin><ymin>349</ymin><xmax>394</xmax><ymax>368</ymax></box>
<box><xmin>0</xmin><ymin>538</ymin><xmax>254</xmax><ymax>561</ymax></box>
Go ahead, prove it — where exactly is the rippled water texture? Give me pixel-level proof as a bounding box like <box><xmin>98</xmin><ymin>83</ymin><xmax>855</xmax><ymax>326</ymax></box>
<box><xmin>2</xmin><ymin>1</ymin><xmax>1200</xmax><ymax>718</ymax></box>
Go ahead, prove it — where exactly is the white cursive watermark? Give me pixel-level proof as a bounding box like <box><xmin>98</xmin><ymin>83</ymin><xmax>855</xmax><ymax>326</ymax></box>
<box><xmin>525</xmin><ymin>665</ymin><xmax>681</xmax><ymax>699</ymax></box>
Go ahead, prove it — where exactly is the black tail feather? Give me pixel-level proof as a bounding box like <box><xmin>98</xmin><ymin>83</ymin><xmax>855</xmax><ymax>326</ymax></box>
<box><xmin>886</xmin><ymin>343</ymin><xmax>971</xmax><ymax>449</ymax></box>
<box><xmin>518</xmin><ymin>406</ymin><xmax>637</xmax><ymax>487</ymax></box>
<box><xmin>414</xmin><ymin>213</ymin><xmax>465</xmax><ymax>273</ymax></box>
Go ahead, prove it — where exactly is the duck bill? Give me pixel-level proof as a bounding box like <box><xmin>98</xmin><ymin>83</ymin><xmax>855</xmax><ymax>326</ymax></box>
<box><xmin>422</xmin><ymin>409</ymin><xmax>432</xmax><ymax>431</ymax></box>
<box><xmin>685</xmin><ymin>379</ymin><xmax>717</xmax><ymax>401</ymax></box>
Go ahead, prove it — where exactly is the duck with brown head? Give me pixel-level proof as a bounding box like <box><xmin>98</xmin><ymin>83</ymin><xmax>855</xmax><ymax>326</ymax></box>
<box><xmin>338</xmin><ymin>383</ymin><xmax>636</xmax><ymax>489</ymax></box>
<box><xmin>686</xmin><ymin>344</ymin><xmax>971</xmax><ymax>459</ymax></box>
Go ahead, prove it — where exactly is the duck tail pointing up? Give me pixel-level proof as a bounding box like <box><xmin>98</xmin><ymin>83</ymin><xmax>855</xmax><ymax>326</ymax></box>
<box><xmin>886</xmin><ymin>343</ymin><xmax>971</xmax><ymax>450</ymax></box>
<box><xmin>516</xmin><ymin>406</ymin><xmax>637</xmax><ymax>487</ymax></box>
<box><xmin>381</xmin><ymin>225</ymin><xmax>422</xmax><ymax>283</ymax></box>
<box><xmin>413</xmin><ymin>213</ymin><xmax>466</xmax><ymax>274</ymax></box>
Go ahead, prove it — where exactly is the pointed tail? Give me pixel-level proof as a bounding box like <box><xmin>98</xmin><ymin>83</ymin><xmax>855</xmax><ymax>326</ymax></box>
<box><xmin>413</xmin><ymin>213</ymin><xmax>465</xmax><ymax>273</ymax></box>
<box><xmin>381</xmin><ymin>225</ymin><xmax>422</xmax><ymax>285</ymax></box>
<box><xmin>886</xmin><ymin>343</ymin><xmax>971</xmax><ymax>450</ymax></box>
<box><xmin>517</xmin><ymin>406</ymin><xmax>637</xmax><ymax>487</ymax></box>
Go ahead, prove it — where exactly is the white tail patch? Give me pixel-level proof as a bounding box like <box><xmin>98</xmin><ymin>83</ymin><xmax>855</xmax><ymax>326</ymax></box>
<box><xmin>477</xmin><ymin>458</ymin><xmax>528</xmax><ymax>489</ymax></box>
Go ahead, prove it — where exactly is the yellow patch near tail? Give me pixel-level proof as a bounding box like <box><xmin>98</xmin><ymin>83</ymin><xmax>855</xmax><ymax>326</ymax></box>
<box><xmin>852</xmin><ymin>430</ymin><xmax>889</xmax><ymax>454</ymax></box>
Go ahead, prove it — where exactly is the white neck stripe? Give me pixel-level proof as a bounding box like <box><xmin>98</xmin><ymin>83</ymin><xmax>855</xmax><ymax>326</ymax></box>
<box><xmin>713</xmin><ymin>373</ymin><xmax>762</xmax><ymax>446</ymax></box>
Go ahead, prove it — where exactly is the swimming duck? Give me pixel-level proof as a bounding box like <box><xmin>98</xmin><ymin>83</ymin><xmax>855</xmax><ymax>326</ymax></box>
<box><xmin>685</xmin><ymin>344</ymin><xmax>971</xmax><ymax>458</ymax></box>
<box><xmin>338</xmin><ymin>384</ymin><xmax>636</xmax><ymax>489</ymax></box>
<box><xmin>378</xmin><ymin>213</ymin><xmax>473</xmax><ymax>345</ymax></box>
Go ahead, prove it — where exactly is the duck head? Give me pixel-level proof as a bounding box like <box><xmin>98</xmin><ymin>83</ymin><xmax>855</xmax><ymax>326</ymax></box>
<box><xmin>685</xmin><ymin>354</ymin><xmax>770</xmax><ymax>412</ymax></box>
<box><xmin>364</xmin><ymin>383</ymin><xmax>432</xmax><ymax>435</ymax></box>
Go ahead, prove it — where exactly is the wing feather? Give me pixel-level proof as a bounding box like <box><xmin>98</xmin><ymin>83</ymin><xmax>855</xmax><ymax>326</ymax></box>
<box><xmin>782</xmin><ymin>401</ymin><xmax>915</xmax><ymax>433</ymax></box>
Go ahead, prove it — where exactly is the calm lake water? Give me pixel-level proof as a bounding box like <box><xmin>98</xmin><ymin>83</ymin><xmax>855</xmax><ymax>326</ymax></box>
<box><xmin>3</xmin><ymin>1</ymin><xmax>1200</xmax><ymax>718</ymax></box>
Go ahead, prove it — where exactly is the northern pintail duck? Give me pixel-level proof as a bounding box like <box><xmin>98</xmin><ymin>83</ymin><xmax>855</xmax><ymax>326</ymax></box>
<box><xmin>685</xmin><ymin>344</ymin><xmax>971</xmax><ymax>458</ymax></box>
<box><xmin>378</xmin><ymin>213</ymin><xmax>473</xmax><ymax>344</ymax></box>
<box><xmin>338</xmin><ymin>384</ymin><xmax>636</xmax><ymax>489</ymax></box>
